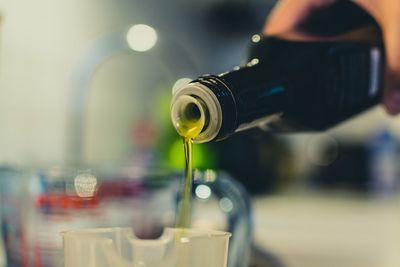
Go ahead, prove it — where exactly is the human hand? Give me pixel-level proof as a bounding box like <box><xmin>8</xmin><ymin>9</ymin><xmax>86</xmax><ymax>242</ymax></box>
<box><xmin>264</xmin><ymin>0</ymin><xmax>400</xmax><ymax>115</ymax></box>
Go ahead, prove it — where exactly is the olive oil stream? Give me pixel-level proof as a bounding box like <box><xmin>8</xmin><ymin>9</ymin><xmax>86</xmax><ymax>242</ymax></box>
<box><xmin>175</xmin><ymin>137</ymin><xmax>193</xmax><ymax>230</ymax></box>
<box><xmin>174</xmin><ymin>101</ymin><xmax>205</xmax><ymax>236</ymax></box>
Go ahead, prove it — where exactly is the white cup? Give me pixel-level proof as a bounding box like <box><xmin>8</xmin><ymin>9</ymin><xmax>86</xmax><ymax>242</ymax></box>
<box><xmin>62</xmin><ymin>227</ymin><xmax>231</xmax><ymax>267</ymax></box>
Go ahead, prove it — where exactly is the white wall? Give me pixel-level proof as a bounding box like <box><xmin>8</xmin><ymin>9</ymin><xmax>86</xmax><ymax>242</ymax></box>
<box><xmin>0</xmin><ymin>0</ymin><xmax>112</xmax><ymax>165</ymax></box>
<box><xmin>0</xmin><ymin>0</ymin><xmax>224</xmax><ymax>166</ymax></box>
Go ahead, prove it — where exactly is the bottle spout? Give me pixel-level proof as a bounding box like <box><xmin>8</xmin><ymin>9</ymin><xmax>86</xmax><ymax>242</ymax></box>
<box><xmin>170</xmin><ymin>82</ymin><xmax>223</xmax><ymax>143</ymax></box>
<box><xmin>171</xmin><ymin>95</ymin><xmax>207</xmax><ymax>139</ymax></box>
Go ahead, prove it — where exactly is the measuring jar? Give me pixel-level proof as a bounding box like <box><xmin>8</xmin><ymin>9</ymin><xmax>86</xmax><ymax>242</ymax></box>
<box><xmin>63</xmin><ymin>227</ymin><xmax>231</xmax><ymax>267</ymax></box>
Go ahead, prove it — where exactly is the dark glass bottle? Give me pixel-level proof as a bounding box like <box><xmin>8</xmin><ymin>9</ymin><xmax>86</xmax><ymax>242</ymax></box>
<box><xmin>171</xmin><ymin>31</ymin><xmax>384</xmax><ymax>143</ymax></box>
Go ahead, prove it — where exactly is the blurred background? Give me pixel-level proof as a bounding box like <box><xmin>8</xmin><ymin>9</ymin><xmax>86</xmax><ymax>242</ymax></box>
<box><xmin>0</xmin><ymin>0</ymin><xmax>400</xmax><ymax>267</ymax></box>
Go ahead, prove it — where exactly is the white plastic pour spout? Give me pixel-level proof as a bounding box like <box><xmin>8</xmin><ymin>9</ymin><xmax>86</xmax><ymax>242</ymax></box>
<box><xmin>62</xmin><ymin>227</ymin><xmax>231</xmax><ymax>267</ymax></box>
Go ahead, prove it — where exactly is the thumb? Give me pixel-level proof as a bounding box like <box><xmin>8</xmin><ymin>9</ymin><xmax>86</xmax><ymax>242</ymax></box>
<box><xmin>381</xmin><ymin>21</ymin><xmax>400</xmax><ymax>115</ymax></box>
<box><xmin>263</xmin><ymin>0</ymin><xmax>335</xmax><ymax>35</ymax></box>
<box><xmin>356</xmin><ymin>0</ymin><xmax>400</xmax><ymax>114</ymax></box>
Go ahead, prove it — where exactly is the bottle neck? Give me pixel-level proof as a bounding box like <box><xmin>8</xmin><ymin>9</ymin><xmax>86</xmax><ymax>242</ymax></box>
<box><xmin>171</xmin><ymin>66</ymin><xmax>288</xmax><ymax>143</ymax></box>
<box><xmin>216</xmin><ymin>62</ymin><xmax>289</xmax><ymax>130</ymax></box>
<box><xmin>194</xmin><ymin>76</ymin><xmax>238</xmax><ymax>141</ymax></box>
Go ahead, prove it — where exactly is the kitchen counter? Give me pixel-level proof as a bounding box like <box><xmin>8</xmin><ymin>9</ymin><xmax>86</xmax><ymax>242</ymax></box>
<box><xmin>253</xmin><ymin>193</ymin><xmax>400</xmax><ymax>267</ymax></box>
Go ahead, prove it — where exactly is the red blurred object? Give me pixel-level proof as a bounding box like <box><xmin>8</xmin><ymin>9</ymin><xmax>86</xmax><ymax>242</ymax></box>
<box><xmin>36</xmin><ymin>193</ymin><xmax>99</xmax><ymax>211</ymax></box>
<box><xmin>96</xmin><ymin>179</ymin><xmax>145</xmax><ymax>199</ymax></box>
<box><xmin>130</xmin><ymin>120</ymin><xmax>158</xmax><ymax>148</ymax></box>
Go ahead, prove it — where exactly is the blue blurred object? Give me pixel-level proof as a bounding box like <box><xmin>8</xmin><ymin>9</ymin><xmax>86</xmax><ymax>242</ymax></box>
<box><xmin>192</xmin><ymin>170</ymin><xmax>253</xmax><ymax>267</ymax></box>
<box><xmin>368</xmin><ymin>129</ymin><xmax>400</xmax><ymax>196</ymax></box>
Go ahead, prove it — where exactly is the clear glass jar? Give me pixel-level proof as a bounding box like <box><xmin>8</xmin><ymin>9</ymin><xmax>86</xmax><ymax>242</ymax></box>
<box><xmin>0</xmin><ymin>166</ymin><xmax>251</xmax><ymax>267</ymax></box>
